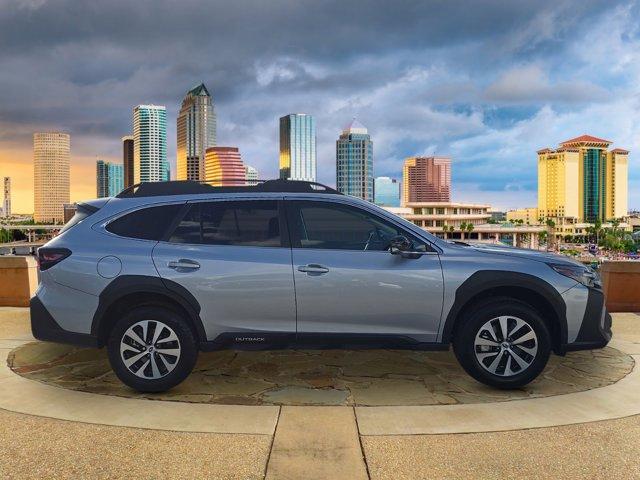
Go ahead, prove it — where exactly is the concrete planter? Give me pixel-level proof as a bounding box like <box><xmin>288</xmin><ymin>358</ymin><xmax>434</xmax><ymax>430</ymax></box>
<box><xmin>0</xmin><ymin>256</ymin><xmax>38</xmax><ymax>307</ymax></box>
<box><xmin>600</xmin><ymin>261</ymin><xmax>640</xmax><ymax>312</ymax></box>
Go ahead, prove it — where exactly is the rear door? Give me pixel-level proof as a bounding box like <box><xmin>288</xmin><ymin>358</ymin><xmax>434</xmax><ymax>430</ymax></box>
<box><xmin>152</xmin><ymin>198</ymin><xmax>296</xmax><ymax>343</ymax></box>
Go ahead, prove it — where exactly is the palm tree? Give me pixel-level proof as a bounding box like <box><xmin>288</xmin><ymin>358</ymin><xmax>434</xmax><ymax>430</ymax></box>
<box><xmin>442</xmin><ymin>225</ymin><xmax>449</xmax><ymax>239</ymax></box>
<box><xmin>594</xmin><ymin>218</ymin><xmax>603</xmax><ymax>245</ymax></box>
<box><xmin>466</xmin><ymin>223</ymin><xmax>474</xmax><ymax>239</ymax></box>
<box><xmin>545</xmin><ymin>218</ymin><xmax>556</xmax><ymax>251</ymax></box>
<box><xmin>459</xmin><ymin>222</ymin><xmax>467</xmax><ymax>240</ymax></box>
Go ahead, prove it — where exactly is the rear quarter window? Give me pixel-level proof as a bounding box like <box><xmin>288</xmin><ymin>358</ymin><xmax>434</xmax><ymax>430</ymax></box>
<box><xmin>59</xmin><ymin>203</ymin><xmax>98</xmax><ymax>234</ymax></box>
<box><xmin>106</xmin><ymin>204</ymin><xmax>183</xmax><ymax>240</ymax></box>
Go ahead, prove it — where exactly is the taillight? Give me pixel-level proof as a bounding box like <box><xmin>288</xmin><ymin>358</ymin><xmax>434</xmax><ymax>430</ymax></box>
<box><xmin>37</xmin><ymin>248</ymin><xmax>72</xmax><ymax>271</ymax></box>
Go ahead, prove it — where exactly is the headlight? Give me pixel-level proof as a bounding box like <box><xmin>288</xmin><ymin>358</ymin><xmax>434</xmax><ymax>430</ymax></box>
<box><xmin>549</xmin><ymin>263</ymin><xmax>600</xmax><ymax>288</ymax></box>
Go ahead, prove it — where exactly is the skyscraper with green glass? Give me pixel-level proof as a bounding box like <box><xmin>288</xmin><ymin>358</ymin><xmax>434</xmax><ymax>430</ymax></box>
<box><xmin>537</xmin><ymin>135</ymin><xmax>629</xmax><ymax>223</ymax></box>
<box><xmin>133</xmin><ymin>105</ymin><xmax>169</xmax><ymax>183</ymax></box>
<box><xmin>96</xmin><ymin>160</ymin><xmax>124</xmax><ymax>198</ymax></box>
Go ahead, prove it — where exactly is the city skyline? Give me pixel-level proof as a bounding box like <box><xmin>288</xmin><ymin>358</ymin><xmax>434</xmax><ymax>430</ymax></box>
<box><xmin>1</xmin><ymin>1</ymin><xmax>639</xmax><ymax>213</ymax></box>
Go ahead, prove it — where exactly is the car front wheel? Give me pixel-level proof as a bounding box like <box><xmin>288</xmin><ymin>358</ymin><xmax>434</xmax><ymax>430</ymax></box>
<box><xmin>453</xmin><ymin>299</ymin><xmax>551</xmax><ymax>389</ymax></box>
<box><xmin>107</xmin><ymin>306</ymin><xmax>198</xmax><ymax>392</ymax></box>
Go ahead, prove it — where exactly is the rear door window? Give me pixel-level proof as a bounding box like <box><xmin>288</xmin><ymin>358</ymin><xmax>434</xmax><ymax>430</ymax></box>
<box><xmin>169</xmin><ymin>200</ymin><xmax>283</xmax><ymax>247</ymax></box>
<box><xmin>106</xmin><ymin>204</ymin><xmax>184</xmax><ymax>240</ymax></box>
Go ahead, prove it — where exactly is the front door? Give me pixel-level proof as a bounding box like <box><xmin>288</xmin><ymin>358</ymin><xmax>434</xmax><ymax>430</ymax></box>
<box><xmin>285</xmin><ymin>199</ymin><xmax>444</xmax><ymax>343</ymax></box>
<box><xmin>152</xmin><ymin>198</ymin><xmax>296</xmax><ymax>344</ymax></box>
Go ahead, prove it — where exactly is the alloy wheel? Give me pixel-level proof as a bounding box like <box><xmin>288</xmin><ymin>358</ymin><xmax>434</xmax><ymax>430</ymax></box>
<box><xmin>474</xmin><ymin>315</ymin><xmax>538</xmax><ymax>377</ymax></box>
<box><xmin>119</xmin><ymin>320</ymin><xmax>181</xmax><ymax>379</ymax></box>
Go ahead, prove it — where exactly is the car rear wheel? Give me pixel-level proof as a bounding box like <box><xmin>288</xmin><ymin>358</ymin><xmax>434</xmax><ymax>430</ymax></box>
<box><xmin>107</xmin><ymin>306</ymin><xmax>198</xmax><ymax>392</ymax></box>
<box><xmin>453</xmin><ymin>299</ymin><xmax>551</xmax><ymax>389</ymax></box>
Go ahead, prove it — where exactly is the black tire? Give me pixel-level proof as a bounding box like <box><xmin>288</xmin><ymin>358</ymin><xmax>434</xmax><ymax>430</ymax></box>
<box><xmin>453</xmin><ymin>298</ymin><xmax>551</xmax><ymax>389</ymax></box>
<box><xmin>107</xmin><ymin>306</ymin><xmax>198</xmax><ymax>392</ymax></box>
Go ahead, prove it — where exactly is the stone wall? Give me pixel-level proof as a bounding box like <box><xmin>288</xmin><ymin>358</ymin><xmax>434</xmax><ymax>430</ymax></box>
<box><xmin>0</xmin><ymin>256</ymin><xmax>38</xmax><ymax>307</ymax></box>
<box><xmin>600</xmin><ymin>261</ymin><xmax>640</xmax><ymax>313</ymax></box>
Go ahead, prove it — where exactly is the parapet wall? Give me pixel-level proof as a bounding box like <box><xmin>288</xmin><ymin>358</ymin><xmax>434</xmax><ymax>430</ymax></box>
<box><xmin>0</xmin><ymin>256</ymin><xmax>38</xmax><ymax>307</ymax></box>
<box><xmin>600</xmin><ymin>261</ymin><xmax>640</xmax><ymax>313</ymax></box>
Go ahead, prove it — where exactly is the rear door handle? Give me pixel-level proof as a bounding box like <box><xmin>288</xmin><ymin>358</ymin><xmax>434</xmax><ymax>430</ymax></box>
<box><xmin>168</xmin><ymin>259</ymin><xmax>200</xmax><ymax>270</ymax></box>
<box><xmin>297</xmin><ymin>264</ymin><xmax>329</xmax><ymax>275</ymax></box>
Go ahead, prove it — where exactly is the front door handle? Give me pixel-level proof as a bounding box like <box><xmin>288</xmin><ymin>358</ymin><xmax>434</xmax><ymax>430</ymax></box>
<box><xmin>297</xmin><ymin>264</ymin><xmax>329</xmax><ymax>275</ymax></box>
<box><xmin>168</xmin><ymin>259</ymin><xmax>201</xmax><ymax>270</ymax></box>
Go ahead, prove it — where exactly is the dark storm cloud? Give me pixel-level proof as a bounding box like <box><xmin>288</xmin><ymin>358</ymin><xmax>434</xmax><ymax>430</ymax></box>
<box><xmin>0</xmin><ymin>0</ymin><xmax>601</xmax><ymax>56</ymax></box>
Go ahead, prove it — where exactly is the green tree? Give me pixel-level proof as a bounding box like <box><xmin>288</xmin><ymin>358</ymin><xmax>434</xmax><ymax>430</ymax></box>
<box><xmin>460</xmin><ymin>222</ymin><xmax>467</xmax><ymax>240</ymax></box>
<box><xmin>0</xmin><ymin>228</ymin><xmax>12</xmax><ymax>243</ymax></box>
<box><xmin>539</xmin><ymin>230</ymin><xmax>548</xmax><ymax>245</ymax></box>
<box><xmin>545</xmin><ymin>218</ymin><xmax>556</xmax><ymax>250</ymax></box>
<box><xmin>466</xmin><ymin>223</ymin><xmax>474</xmax><ymax>239</ymax></box>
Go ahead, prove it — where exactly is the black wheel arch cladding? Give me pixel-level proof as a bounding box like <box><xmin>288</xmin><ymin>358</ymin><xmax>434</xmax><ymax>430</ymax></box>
<box><xmin>441</xmin><ymin>270</ymin><xmax>567</xmax><ymax>348</ymax></box>
<box><xmin>91</xmin><ymin>274</ymin><xmax>206</xmax><ymax>345</ymax></box>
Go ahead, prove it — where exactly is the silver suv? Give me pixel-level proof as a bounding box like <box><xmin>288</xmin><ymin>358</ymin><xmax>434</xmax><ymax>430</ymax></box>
<box><xmin>31</xmin><ymin>180</ymin><xmax>611</xmax><ymax>392</ymax></box>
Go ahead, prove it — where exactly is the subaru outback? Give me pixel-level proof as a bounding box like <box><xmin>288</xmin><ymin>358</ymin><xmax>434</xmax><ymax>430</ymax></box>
<box><xmin>30</xmin><ymin>180</ymin><xmax>611</xmax><ymax>392</ymax></box>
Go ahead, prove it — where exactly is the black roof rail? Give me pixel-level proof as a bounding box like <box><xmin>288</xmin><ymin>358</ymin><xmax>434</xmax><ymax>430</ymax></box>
<box><xmin>116</xmin><ymin>179</ymin><xmax>342</xmax><ymax>198</ymax></box>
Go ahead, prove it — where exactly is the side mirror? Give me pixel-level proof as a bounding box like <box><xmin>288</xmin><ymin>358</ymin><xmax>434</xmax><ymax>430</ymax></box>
<box><xmin>389</xmin><ymin>235</ymin><xmax>424</xmax><ymax>259</ymax></box>
<box><xmin>389</xmin><ymin>235</ymin><xmax>413</xmax><ymax>254</ymax></box>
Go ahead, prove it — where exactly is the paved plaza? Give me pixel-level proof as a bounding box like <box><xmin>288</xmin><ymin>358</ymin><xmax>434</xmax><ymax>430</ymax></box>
<box><xmin>0</xmin><ymin>307</ymin><xmax>639</xmax><ymax>479</ymax></box>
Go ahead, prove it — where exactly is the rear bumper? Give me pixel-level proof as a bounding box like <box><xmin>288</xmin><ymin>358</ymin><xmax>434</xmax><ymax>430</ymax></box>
<box><xmin>30</xmin><ymin>295</ymin><xmax>99</xmax><ymax>347</ymax></box>
<box><xmin>563</xmin><ymin>287</ymin><xmax>612</xmax><ymax>352</ymax></box>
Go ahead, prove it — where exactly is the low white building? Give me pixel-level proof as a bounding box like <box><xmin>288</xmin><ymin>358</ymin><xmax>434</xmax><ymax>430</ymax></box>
<box><xmin>384</xmin><ymin>202</ymin><xmax>545</xmax><ymax>248</ymax></box>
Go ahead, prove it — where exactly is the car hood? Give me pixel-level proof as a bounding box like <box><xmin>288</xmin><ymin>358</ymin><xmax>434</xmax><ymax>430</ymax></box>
<box><xmin>452</xmin><ymin>242</ymin><xmax>586</xmax><ymax>267</ymax></box>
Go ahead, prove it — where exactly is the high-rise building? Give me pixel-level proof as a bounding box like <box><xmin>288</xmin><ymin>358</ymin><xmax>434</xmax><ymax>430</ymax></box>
<box><xmin>176</xmin><ymin>83</ymin><xmax>217</xmax><ymax>181</ymax></box>
<box><xmin>402</xmin><ymin>156</ymin><xmax>451</xmax><ymax>205</ymax></box>
<box><xmin>374</xmin><ymin>176</ymin><xmax>401</xmax><ymax>207</ymax></box>
<box><xmin>133</xmin><ymin>105</ymin><xmax>169</xmax><ymax>183</ymax></box>
<box><xmin>245</xmin><ymin>165</ymin><xmax>259</xmax><ymax>185</ymax></box>
<box><xmin>537</xmin><ymin>135</ymin><xmax>628</xmax><ymax>222</ymax></box>
<box><xmin>108</xmin><ymin>163</ymin><xmax>124</xmax><ymax>196</ymax></box>
<box><xmin>204</xmin><ymin>147</ymin><xmax>246</xmax><ymax>186</ymax></box>
<box><xmin>96</xmin><ymin>160</ymin><xmax>109</xmax><ymax>198</ymax></box>
<box><xmin>336</xmin><ymin>119</ymin><xmax>373</xmax><ymax>201</ymax></box>
<box><xmin>33</xmin><ymin>132</ymin><xmax>70</xmax><ymax>223</ymax></box>
<box><xmin>2</xmin><ymin>177</ymin><xmax>10</xmax><ymax>218</ymax></box>
<box><xmin>97</xmin><ymin>161</ymin><xmax>125</xmax><ymax>198</ymax></box>
<box><xmin>279</xmin><ymin>113</ymin><xmax>316</xmax><ymax>181</ymax></box>
<box><xmin>122</xmin><ymin>135</ymin><xmax>134</xmax><ymax>188</ymax></box>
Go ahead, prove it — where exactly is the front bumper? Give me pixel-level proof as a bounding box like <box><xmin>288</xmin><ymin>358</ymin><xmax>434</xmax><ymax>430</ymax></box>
<box><xmin>30</xmin><ymin>295</ymin><xmax>99</xmax><ymax>347</ymax></box>
<box><xmin>563</xmin><ymin>287</ymin><xmax>612</xmax><ymax>352</ymax></box>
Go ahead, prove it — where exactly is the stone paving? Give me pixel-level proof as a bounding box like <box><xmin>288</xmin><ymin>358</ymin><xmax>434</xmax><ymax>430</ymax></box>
<box><xmin>8</xmin><ymin>341</ymin><xmax>633</xmax><ymax>406</ymax></box>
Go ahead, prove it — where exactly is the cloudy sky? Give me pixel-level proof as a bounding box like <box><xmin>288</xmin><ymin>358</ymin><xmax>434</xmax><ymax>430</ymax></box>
<box><xmin>0</xmin><ymin>0</ymin><xmax>639</xmax><ymax>213</ymax></box>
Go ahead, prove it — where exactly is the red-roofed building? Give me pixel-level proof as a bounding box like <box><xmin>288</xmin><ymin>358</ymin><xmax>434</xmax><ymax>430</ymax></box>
<box><xmin>560</xmin><ymin>134</ymin><xmax>612</xmax><ymax>146</ymax></box>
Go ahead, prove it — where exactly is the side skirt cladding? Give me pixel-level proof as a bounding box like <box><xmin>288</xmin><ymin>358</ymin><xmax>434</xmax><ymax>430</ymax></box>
<box><xmin>440</xmin><ymin>270</ymin><xmax>568</xmax><ymax>352</ymax></box>
<box><xmin>91</xmin><ymin>275</ymin><xmax>206</xmax><ymax>347</ymax></box>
